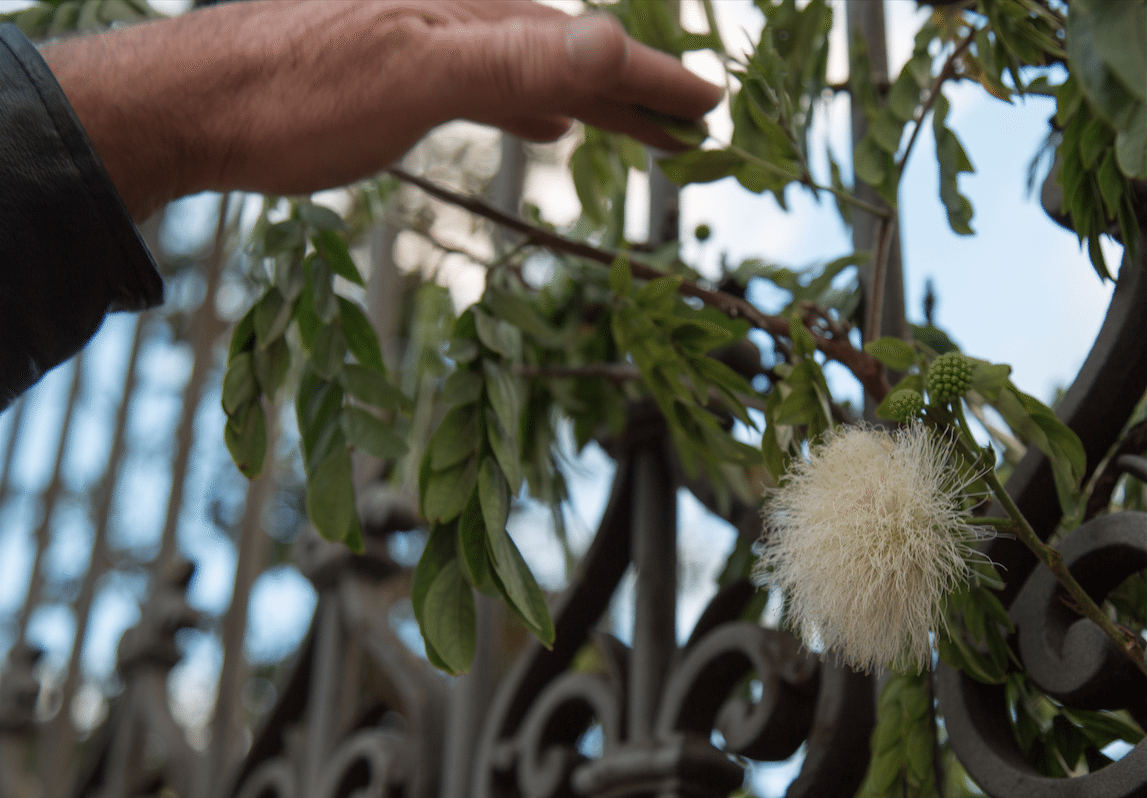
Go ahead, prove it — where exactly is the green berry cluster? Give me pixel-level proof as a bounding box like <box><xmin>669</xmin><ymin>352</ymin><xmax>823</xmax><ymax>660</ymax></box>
<box><xmin>927</xmin><ymin>352</ymin><xmax>974</xmax><ymax>404</ymax></box>
<box><xmin>884</xmin><ymin>389</ymin><xmax>926</xmax><ymax>421</ymax></box>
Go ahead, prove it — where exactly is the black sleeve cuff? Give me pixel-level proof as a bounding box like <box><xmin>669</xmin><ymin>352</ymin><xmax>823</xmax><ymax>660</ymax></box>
<box><xmin>0</xmin><ymin>22</ymin><xmax>163</xmax><ymax>408</ymax></box>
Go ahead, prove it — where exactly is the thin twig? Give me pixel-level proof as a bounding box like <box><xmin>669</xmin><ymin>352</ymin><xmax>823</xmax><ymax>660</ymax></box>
<box><xmin>719</xmin><ymin>143</ymin><xmax>893</xmax><ymax>219</ymax></box>
<box><xmin>895</xmin><ymin>26</ymin><xmax>978</xmax><ymax>173</ymax></box>
<box><xmin>388</xmin><ymin>167</ymin><xmax>892</xmax><ymax>401</ymax></box>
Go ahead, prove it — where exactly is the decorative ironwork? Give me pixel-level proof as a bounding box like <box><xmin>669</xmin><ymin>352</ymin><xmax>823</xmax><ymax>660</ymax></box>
<box><xmin>474</xmin><ymin>413</ymin><xmax>875</xmax><ymax>798</ymax></box>
<box><xmin>937</xmin><ymin>243</ymin><xmax>1147</xmax><ymax>798</ymax></box>
<box><xmin>938</xmin><ymin>510</ymin><xmax>1147</xmax><ymax>798</ymax></box>
<box><xmin>226</xmin><ymin>529</ymin><xmax>448</xmax><ymax>798</ymax></box>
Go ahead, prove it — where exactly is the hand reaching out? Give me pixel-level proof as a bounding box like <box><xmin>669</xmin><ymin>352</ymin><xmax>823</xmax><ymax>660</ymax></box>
<box><xmin>40</xmin><ymin>0</ymin><xmax>724</xmax><ymax>220</ymax></box>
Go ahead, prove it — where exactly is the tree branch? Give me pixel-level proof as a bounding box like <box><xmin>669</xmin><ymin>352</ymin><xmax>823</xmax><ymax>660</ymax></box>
<box><xmin>895</xmin><ymin>26</ymin><xmax>978</xmax><ymax>173</ymax></box>
<box><xmin>387</xmin><ymin>167</ymin><xmax>891</xmax><ymax>401</ymax></box>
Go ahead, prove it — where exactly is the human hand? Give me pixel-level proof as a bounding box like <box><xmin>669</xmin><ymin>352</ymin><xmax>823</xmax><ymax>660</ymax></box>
<box><xmin>41</xmin><ymin>0</ymin><xmax>724</xmax><ymax>220</ymax></box>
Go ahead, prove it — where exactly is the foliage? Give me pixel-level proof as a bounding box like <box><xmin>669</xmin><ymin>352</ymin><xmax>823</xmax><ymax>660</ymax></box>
<box><xmin>10</xmin><ymin>0</ymin><xmax>1147</xmax><ymax>790</ymax></box>
<box><xmin>0</xmin><ymin>0</ymin><xmax>158</xmax><ymax>37</ymax></box>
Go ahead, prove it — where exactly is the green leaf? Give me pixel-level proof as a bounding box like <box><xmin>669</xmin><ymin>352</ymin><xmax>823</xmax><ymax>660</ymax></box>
<box><xmin>788</xmin><ymin>315</ymin><xmax>817</xmax><ymax>358</ymax></box>
<box><xmin>99</xmin><ymin>0</ymin><xmax>148</xmax><ymax>24</ymax></box>
<box><xmin>308</xmin><ymin>324</ymin><xmax>347</xmax><ymax>379</ymax></box>
<box><xmin>308</xmin><ymin>256</ymin><xmax>339</xmax><ymax>323</ymax></box>
<box><xmin>420</xmin><ymin>558</ymin><xmax>476</xmax><ymax>675</ymax></box>
<box><xmin>483</xmin><ymin>361</ymin><xmax>521</xmax><ymax>445</ymax></box>
<box><xmin>1062</xmin><ymin>707</ymin><xmax>1145</xmax><ymax>748</ymax></box>
<box><xmin>634</xmin><ymin>275</ymin><xmax>682</xmax><ymax>315</ymax></box>
<box><xmin>295</xmin><ymin>286</ymin><xmax>321</xmax><ymax>349</ymax></box>
<box><xmin>656</xmin><ymin>149</ymin><xmax>744</xmax><ymax>185</ymax></box>
<box><xmin>306</xmin><ymin>447</ymin><xmax>356</xmax><ymax>542</ymax></box>
<box><xmin>254</xmin><ymin>336</ymin><xmax>291</xmax><ymax>397</ymax></box>
<box><xmin>1096</xmin><ymin>150</ymin><xmax>1126</xmax><ymax>217</ymax></box>
<box><xmin>222</xmin><ymin>352</ymin><xmax>258</xmax><ymax>416</ymax></box>
<box><xmin>868</xmin><ymin>748</ymin><xmax>902</xmax><ymax>794</ymax></box>
<box><xmin>263</xmin><ymin>219</ymin><xmax>306</xmax><ymax>255</ymax></box>
<box><xmin>457</xmin><ymin>494</ymin><xmax>497</xmax><ymax>596</ymax></box>
<box><xmin>298</xmin><ymin>202</ymin><xmax>347</xmax><ymax>232</ymax></box>
<box><xmin>1080</xmin><ymin>115</ymin><xmax>1112</xmax><ymax>169</ymax></box>
<box><xmin>224</xmin><ymin>400</ymin><xmax>267</xmax><ymax>479</ymax></box>
<box><xmin>344</xmin><ymin>516</ymin><xmax>365</xmax><ymax>555</ymax></box>
<box><xmin>485</xmin><ymin>407</ymin><xmax>523</xmax><ymax>495</ymax></box>
<box><xmin>338</xmin><ymin>298</ymin><xmax>386</xmax><ymax>372</ymax></box>
<box><xmin>888</xmin><ymin>68</ymin><xmax>922</xmax><ymax>121</ymax></box>
<box><xmin>485</xmin><ymin>505</ymin><xmax>554</xmax><ymax>646</ymax></box>
<box><xmin>253</xmin><ymin>288</ymin><xmax>294</xmax><ymax>348</ymax></box>
<box><xmin>273</xmin><ymin>252</ymin><xmax>306</xmax><ymax>301</ymax></box>
<box><xmin>871</xmin><ymin>108</ymin><xmax>907</xmax><ymax>154</ymax></box>
<box><xmin>473</xmin><ymin>308</ymin><xmax>522</xmax><ymax>360</ymax></box>
<box><xmin>313</xmin><ymin>229</ymin><xmax>364</xmax><ymax>286</ymax></box>
<box><xmin>296</xmin><ymin>372</ymin><xmax>344</xmax><ymax>467</ymax></box>
<box><xmin>342</xmin><ymin>364</ymin><xmax>410</xmax><ymax>412</ymax></box>
<box><xmin>428</xmin><ymin>405</ymin><xmax>482</xmax><ymax>470</ymax></box>
<box><xmin>938</xmin><ymin>627</ymin><xmax>1006</xmax><ymax>684</ymax></box>
<box><xmin>441</xmin><ymin>369</ymin><xmax>484</xmax><ymax>406</ymax></box>
<box><xmin>904</xmin><ymin>728</ymin><xmax>933</xmax><ymax>784</ymax></box>
<box><xmin>483</xmin><ymin>288</ymin><xmax>562</xmax><ymax>347</ymax></box>
<box><xmin>342</xmin><ymin>407</ymin><xmax>408</xmax><ymax>459</ymax></box>
<box><xmin>969</xmin><ymin>360</ymin><xmax>1012</xmax><ymax>402</ymax></box>
<box><xmin>1023</xmin><ymin>394</ymin><xmax>1086</xmax><ymax>505</ymax></box>
<box><xmin>412</xmin><ymin>524</ymin><xmax>455</xmax><ymax>670</ymax></box>
<box><xmin>445</xmin><ymin>338</ymin><xmax>479</xmax><ymax>364</ymax></box>
<box><xmin>228</xmin><ymin>304</ymin><xmax>256</xmax><ymax>362</ymax></box>
<box><xmin>641</xmin><ymin>108</ymin><xmax>709</xmax><ymax>147</ymax></box>
<box><xmin>933</xmin><ymin>93</ymin><xmax>976</xmax><ymax>235</ymax></box>
<box><xmin>827</xmin><ymin>149</ymin><xmax>853</xmax><ymax>229</ymax></box>
<box><xmin>423</xmin><ymin>457</ymin><xmax>478</xmax><ymax>523</ymax></box>
<box><xmin>610</xmin><ymin>256</ymin><xmax>633</xmax><ymax>297</ymax></box>
<box><xmin>865</xmin><ymin>336</ymin><xmax>915</xmax><ymax>371</ymax></box>
<box><xmin>1068</xmin><ymin>0</ymin><xmax>1146</xmax><ymax>128</ymax></box>
<box><xmin>478</xmin><ymin>456</ymin><xmax>511</xmax><ymax>538</ymax></box>
<box><xmin>1116</xmin><ymin>103</ymin><xmax>1147</xmax><ymax>179</ymax></box>
<box><xmin>853</xmin><ymin>134</ymin><xmax>887</xmax><ymax>187</ymax></box>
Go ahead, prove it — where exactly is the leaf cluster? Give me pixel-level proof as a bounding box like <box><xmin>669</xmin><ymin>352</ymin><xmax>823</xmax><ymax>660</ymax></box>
<box><xmin>0</xmin><ymin>0</ymin><xmax>158</xmax><ymax>38</ymax></box>
<box><xmin>1006</xmin><ymin>670</ymin><xmax>1144</xmax><ymax>778</ymax></box>
<box><xmin>225</xmin><ymin>201</ymin><xmax>410</xmax><ymax>551</ymax></box>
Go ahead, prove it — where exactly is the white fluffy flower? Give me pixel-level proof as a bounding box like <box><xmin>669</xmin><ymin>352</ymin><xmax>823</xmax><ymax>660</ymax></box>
<box><xmin>756</xmin><ymin>422</ymin><xmax>987</xmax><ymax>673</ymax></box>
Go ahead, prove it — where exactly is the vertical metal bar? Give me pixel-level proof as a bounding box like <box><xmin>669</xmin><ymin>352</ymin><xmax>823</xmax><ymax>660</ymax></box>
<box><xmin>14</xmin><ymin>355</ymin><xmax>84</xmax><ymax>642</ymax></box>
<box><xmin>627</xmin><ymin>443</ymin><xmax>677</xmax><ymax>742</ymax></box>
<box><xmin>627</xmin><ymin>12</ymin><xmax>682</xmax><ymax>740</ymax></box>
<box><xmin>0</xmin><ymin>396</ymin><xmax>27</xmax><ymax>502</ymax></box>
<box><xmin>846</xmin><ymin>0</ymin><xmax>909</xmax><ymax>415</ymax></box>
<box><xmin>202</xmin><ymin>465</ymin><xmax>274</xmax><ymax>798</ymax></box>
<box><xmin>155</xmin><ymin>194</ymin><xmax>231</xmax><ymax>573</ymax></box>
<box><xmin>299</xmin><ymin>596</ymin><xmax>342</xmax><ymax>798</ymax></box>
<box><xmin>42</xmin><ymin>317</ymin><xmax>148</xmax><ymax>798</ymax></box>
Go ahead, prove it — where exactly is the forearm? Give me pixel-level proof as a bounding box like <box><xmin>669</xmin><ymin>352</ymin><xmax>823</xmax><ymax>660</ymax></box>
<box><xmin>39</xmin><ymin>2</ymin><xmax>331</xmax><ymax>220</ymax></box>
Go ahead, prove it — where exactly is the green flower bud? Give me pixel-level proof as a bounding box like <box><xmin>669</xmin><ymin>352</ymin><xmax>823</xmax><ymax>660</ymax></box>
<box><xmin>884</xmin><ymin>389</ymin><xmax>926</xmax><ymax>421</ymax></box>
<box><xmin>927</xmin><ymin>352</ymin><xmax>974</xmax><ymax>404</ymax></box>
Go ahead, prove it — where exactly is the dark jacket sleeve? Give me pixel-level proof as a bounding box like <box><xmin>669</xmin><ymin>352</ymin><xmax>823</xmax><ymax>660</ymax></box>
<box><xmin>0</xmin><ymin>22</ymin><xmax>163</xmax><ymax>409</ymax></box>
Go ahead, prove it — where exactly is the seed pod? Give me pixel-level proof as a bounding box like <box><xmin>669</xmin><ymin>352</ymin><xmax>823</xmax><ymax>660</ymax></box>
<box><xmin>884</xmin><ymin>389</ymin><xmax>926</xmax><ymax>421</ymax></box>
<box><xmin>927</xmin><ymin>352</ymin><xmax>974</xmax><ymax>404</ymax></box>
